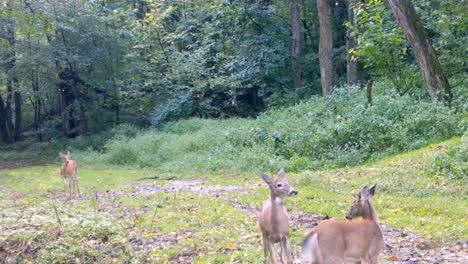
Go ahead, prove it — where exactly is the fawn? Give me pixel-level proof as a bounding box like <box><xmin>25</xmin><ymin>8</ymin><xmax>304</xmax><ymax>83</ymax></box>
<box><xmin>301</xmin><ymin>185</ymin><xmax>383</xmax><ymax>264</ymax></box>
<box><xmin>259</xmin><ymin>168</ymin><xmax>298</xmax><ymax>264</ymax></box>
<box><xmin>59</xmin><ymin>151</ymin><xmax>80</xmax><ymax>196</ymax></box>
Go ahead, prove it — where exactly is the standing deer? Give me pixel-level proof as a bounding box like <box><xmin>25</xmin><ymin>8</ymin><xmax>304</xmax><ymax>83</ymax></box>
<box><xmin>59</xmin><ymin>151</ymin><xmax>80</xmax><ymax>196</ymax></box>
<box><xmin>259</xmin><ymin>168</ymin><xmax>298</xmax><ymax>264</ymax></box>
<box><xmin>301</xmin><ymin>185</ymin><xmax>383</xmax><ymax>264</ymax></box>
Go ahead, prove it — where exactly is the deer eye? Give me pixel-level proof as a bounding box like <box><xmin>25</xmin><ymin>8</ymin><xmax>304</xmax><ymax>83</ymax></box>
<box><xmin>277</xmin><ymin>183</ymin><xmax>283</xmax><ymax>187</ymax></box>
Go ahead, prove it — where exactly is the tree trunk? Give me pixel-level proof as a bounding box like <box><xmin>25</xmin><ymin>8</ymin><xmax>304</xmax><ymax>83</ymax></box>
<box><xmin>366</xmin><ymin>79</ymin><xmax>373</xmax><ymax>107</ymax></box>
<box><xmin>346</xmin><ymin>0</ymin><xmax>358</xmax><ymax>86</ymax></box>
<box><xmin>58</xmin><ymin>67</ymin><xmax>81</xmax><ymax>138</ymax></box>
<box><xmin>32</xmin><ymin>75</ymin><xmax>43</xmax><ymax>141</ymax></box>
<box><xmin>6</xmin><ymin>83</ymin><xmax>14</xmax><ymax>139</ymax></box>
<box><xmin>14</xmin><ymin>88</ymin><xmax>21</xmax><ymax>141</ymax></box>
<box><xmin>317</xmin><ymin>0</ymin><xmax>334</xmax><ymax>96</ymax></box>
<box><xmin>4</xmin><ymin>0</ymin><xmax>17</xmax><ymax>141</ymax></box>
<box><xmin>0</xmin><ymin>95</ymin><xmax>10</xmax><ymax>144</ymax></box>
<box><xmin>291</xmin><ymin>0</ymin><xmax>302</xmax><ymax>95</ymax></box>
<box><xmin>386</xmin><ymin>0</ymin><xmax>451</xmax><ymax>104</ymax></box>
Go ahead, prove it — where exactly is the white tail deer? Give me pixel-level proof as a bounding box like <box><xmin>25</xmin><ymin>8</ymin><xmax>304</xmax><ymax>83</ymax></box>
<box><xmin>301</xmin><ymin>185</ymin><xmax>383</xmax><ymax>264</ymax></box>
<box><xmin>59</xmin><ymin>151</ymin><xmax>80</xmax><ymax>196</ymax></box>
<box><xmin>259</xmin><ymin>168</ymin><xmax>298</xmax><ymax>264</ymax></box>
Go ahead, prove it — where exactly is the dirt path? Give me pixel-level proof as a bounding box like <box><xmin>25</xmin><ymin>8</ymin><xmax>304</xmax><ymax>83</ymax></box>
<box><xmin>0</xmin><ymin>161</ymin><xmax>42</xmax><ymax>170</ymax></box>
<box><xmin>111</xmin><ymin>180</ymin><xmax>467</xmax><ymax>264</ymax></box>
<box><xmin>3</xmin><ymin>161</ymin><xmax>466</xmax><ymax>263</ymax></box>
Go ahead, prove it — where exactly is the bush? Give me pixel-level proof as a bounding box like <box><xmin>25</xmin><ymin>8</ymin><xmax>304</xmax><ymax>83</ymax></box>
<box><xmin>7</xmin><ymin>81</ymin><xmax>462</xmax><ymax>173</ymax></box>
<box><xmin>429</xmin><ymin>137</ymin><xmax>467</xmax><ymax>181</ymax></box>
<box><xmin>78</xmin><ymin>81</ymin><xmax>464</xmax><ymax>173</ymax></box>
<box><xmin>104</xmin><ymin>140</ymin><xmax>139</xmax><ymax>165</ymax></box>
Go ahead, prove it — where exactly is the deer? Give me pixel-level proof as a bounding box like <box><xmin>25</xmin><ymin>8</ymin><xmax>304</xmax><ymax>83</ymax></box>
<box><xmin>259</xmin><ymin>168</ymin><xmax>298</xmax><ymax>264</ymax></box>
<box><xmin>301</xmin><ymin>185</ymin><xmax>383</xmax><ymax>264</ymax></box>
<box><xmin>59</xmin><ymin>151</ymin><xmax>80</xmax><ymax>196</ymax></box>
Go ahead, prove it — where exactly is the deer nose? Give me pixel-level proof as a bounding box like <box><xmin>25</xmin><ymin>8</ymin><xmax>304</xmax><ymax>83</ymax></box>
<box><xmin>345</xmin><ymin>215</ymin><xmax>352</xmax><ymax>220</ymax></box>
<box><xmin>289</xmin><ymin>190</ymin><xmax>298</xmax><ymax>196</ymax></box>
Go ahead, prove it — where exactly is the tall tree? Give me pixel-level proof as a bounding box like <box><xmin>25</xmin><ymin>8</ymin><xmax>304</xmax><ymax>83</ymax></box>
<box><xmin>0</xmin><ymin>95</ymin><xmax>9</xmax><ymax>144</ymax></box>
<box><xmin>5</xmin><ymin>0</ymin><xmax>21</xmax><ymax>142</ymax></box>
<box><xmin>317</xmin><ymin>0</ymin><xmax>334</xmax><ymax>96</ymax></box>
<box><xmin>346</xmin><ymin>0</ymin><xmax>358</xmax><ymax>86</ymax></box>
<box><xmin>386</xmin><ymin>0</ymin><xmax>452</xmax><ymax>104</ymax></box>
<box><xmin>291</xmin><ymin>0</ymin><xmax>301</xmax><ymax>95</ymax></box>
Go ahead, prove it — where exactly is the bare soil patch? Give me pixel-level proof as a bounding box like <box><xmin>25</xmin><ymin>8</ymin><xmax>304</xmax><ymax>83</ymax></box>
<box><xmin>133</xmin><ymin>180</ymin><xmax>468</xmax><ymax>264</ymax></box>
<box><xmin>48</xmin><ymin>179</ymin><xmax>468</xmax><ymax>263</ymax></box>
<box><xmin>0</xmin><ymin>161</ymin><xmax>42</xmax><ymax>170</ymax></box>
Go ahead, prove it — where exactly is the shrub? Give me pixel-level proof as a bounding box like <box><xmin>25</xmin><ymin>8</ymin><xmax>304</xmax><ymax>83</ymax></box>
<box><xmin>15</xmin><ymin>81</ymin><xmax>463</xmax><ymax>173</ymax></box>
<box><xmin>429</xmin><ymin>137</ymin><xmax>467</xmax><ymax>181</ymax></box>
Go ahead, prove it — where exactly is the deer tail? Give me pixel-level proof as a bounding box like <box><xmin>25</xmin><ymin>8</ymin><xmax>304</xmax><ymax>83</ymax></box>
<box><xmin>301</xmin><ymin>232</ymin><xmax>322</xmax><ymax>264</ymax></box>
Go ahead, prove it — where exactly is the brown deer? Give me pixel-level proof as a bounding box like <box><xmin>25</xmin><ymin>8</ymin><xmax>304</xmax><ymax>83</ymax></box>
<box><xmin>59</xmin><ymin>151</ymin><xmax>80</xmax><ymax>196</ymax></box>
<box><xmin>301</xmin><ymin>185</ymin><xmax>383</xmax><ymax>264</ymax></box>
<box><xmin>259</xmin><ymin>168</ymin><xmax>298</xmax><ymax>264</ymax></box>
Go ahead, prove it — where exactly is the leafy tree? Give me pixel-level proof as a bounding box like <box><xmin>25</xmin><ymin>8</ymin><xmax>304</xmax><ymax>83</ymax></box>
<box><xmin>387</xmin><ymin>0</ymin><xmax>452</xmax><ymax>104</ymax></box>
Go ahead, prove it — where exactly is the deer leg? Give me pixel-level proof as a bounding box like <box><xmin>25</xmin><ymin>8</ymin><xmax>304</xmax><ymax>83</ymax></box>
<box><xmin>263</xmin><ymin>234</ymin><xmax>277</xmax><ymax>264</ymax></box>
<box><xmin>279</xmin><ymin>237</ymin><xmax>293</xmax><ymax>264</ymax></box>
<box><xmin>366</xmin><ymin>255</ymin><xmax>378</xmax><ymax>264</ymax></box>
<box><xmin>262</xmin><ymin>234</ymin><xmax>270</xmax><ymax>263</ymax></box>
<box><xmin>279</xmin><ymin>239</ymin><xmax>286</xmax><ymax>264</ymax></box>
<box><xmin>75</xmin><ymin>177</ymin><xmax>81</xmax><ymax>196</ymax></box>
<box><xmin>268</xmin><ymin>242</ymin><xmax>277</xmax><ymax>264</ymax></box>
<box><xmin>71</xmin><ymin>178</ymin><xmax>76</xmax><ymax>195</ymax></box>
<box><xmin>63</xmin><ymin>177</ymin><xmax>67</xmax><ymax>192</ymax></box>
<box><xmin>265</xmin><ymin>240</ymin><xmax>277</xmax><ymax>264</ymax></box>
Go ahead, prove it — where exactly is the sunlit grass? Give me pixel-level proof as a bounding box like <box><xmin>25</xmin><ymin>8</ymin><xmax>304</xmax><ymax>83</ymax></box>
<box><xmin>0</xmin><ymin>139</ymin><xmax>466</xmax><ymax>262</ymax></box>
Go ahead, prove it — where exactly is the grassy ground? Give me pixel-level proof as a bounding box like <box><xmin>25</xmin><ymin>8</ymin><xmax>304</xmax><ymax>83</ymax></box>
<box><xmin>0</xmin><ymin>139</ymin><xmax>466</xmax><ymax>263</ymax></box>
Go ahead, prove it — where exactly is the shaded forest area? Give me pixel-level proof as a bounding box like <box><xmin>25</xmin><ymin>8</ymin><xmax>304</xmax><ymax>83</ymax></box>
<box><xmin>0</xmin><ymin>0</ymin><xmax>465</xmax><ymax>146</ymax></box>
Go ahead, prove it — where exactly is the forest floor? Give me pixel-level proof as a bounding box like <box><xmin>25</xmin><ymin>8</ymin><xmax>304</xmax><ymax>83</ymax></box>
<box><xmin>0</xmin><ymin>150</ymin><xmax>467</xmax><ymax>263</ymax></box>
<box><xmin>86</xmin><ymin>178</ymin><xmax>467</xmax><ymax>263</ymax></box>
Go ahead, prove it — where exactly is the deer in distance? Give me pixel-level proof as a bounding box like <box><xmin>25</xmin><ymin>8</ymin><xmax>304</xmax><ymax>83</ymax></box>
<box><xmin>301</xmin><ymin>184</ymin><xmax>383</xmax><ymax>264</ymax></box>
<box><xmin>259</xmin><ymin>168</ymin><xmax>298</xmax><ymax>264</ymax></box>
<box><xmin>59</xmin><ymin>151</ymin><xmax>80</xmax><ymax>196</ymax></box>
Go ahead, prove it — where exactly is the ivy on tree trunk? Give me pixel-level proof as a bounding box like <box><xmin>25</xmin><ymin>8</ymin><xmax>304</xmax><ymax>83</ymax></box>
<box><xmin>386</xmin><ymin>0</ymin><xmax>452</xmax><ymax>104</ymax></box>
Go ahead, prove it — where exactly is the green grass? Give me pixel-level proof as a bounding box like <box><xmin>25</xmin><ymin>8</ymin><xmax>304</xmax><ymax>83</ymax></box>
<box><xmin>2</xmin><ymin>82</ymin><xmax>463</xmax><ymax>176</ymax></box>
<box><xmin>0</xmin><ymin>139</ymin><xmax>467</xmax><ymax>262</ymax></box>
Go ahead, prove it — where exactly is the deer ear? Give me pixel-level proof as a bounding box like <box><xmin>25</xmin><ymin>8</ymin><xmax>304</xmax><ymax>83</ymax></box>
<box><xmin>67</xmin><ymin>151</ymin><xmax>70</xmax><ymax>156</ymax></box>
<box><xmin>277</xmin><ymin>168</ymin><xmax>285</xmax><ymax>179</ymax></box>
<box><xmin>368</xmin><ymin>184</ymin><xmax>377</xmax><ymax>198</ymax></box>
<box><xmin>259</xmin><ymin>172</ymin><xmax>276</xmax><ymax>190</ymax></box>
<box><xmin>360</xmin><ymin>186</ymin><xmax>370</xmax><ymax>200</ymax></box>
<box><xmin>259</xmin><ymin>172</ymin><xmax>273</xmax><ymax>184</ymax></box>
<box><xmin>59</xmin><ymin>152</ymin><xmax>64</xmax><ymax>157</ymax></box>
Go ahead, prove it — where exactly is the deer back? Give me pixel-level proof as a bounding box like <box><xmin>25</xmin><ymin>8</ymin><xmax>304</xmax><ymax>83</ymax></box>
<box><xmin>302</xmin><ymin>185</ymin><xmax>383</xmax><ymax>264</ymax></box>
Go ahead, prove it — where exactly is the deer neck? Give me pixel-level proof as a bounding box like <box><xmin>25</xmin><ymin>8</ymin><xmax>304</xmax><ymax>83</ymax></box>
<box><xmin>270</xmin><ymin>194</ymin><xmax>286</xmax><ymax>226</ymax></box>
<box><xmin>362</xmin><ymin>200</ymin><xmax>378</xmax><ymax>222</ymax></box>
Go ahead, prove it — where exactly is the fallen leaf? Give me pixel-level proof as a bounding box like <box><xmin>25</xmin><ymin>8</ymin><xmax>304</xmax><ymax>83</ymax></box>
<box><xmin>225</xmin><ymin>243</ymin><xmax>236</xmax><ymax>250</ymax></box>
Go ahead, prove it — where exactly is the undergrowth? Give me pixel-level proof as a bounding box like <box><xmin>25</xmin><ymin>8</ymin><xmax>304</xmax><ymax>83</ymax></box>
<box><xmin>85</xmin><ymin>82</ymin><xmax>464</xmax><ymax>173</ymax></box>
<box><xmin>0</xmin><ymin>82</ymin><xmax>465</xmax><ymax>175</ymax></box>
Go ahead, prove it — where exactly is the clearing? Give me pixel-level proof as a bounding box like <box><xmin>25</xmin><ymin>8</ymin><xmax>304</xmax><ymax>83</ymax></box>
<box><xmin>0</xmin><ymin>141</ymin><xmax>467</xmax><ymax>263</ymax></box>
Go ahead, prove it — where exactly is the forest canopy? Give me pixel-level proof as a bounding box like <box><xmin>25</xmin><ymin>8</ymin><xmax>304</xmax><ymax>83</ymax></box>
<box><xmin>0</xmin><ymin>0</ymin><xmax>466</xmax><ymax>144</ymax></box>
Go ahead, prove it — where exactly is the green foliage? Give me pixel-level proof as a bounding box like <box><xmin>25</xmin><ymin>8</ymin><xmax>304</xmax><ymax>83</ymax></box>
<box><xmin>353</xmin><ymin>0</ymin><xmax>423</xmax><ymax>94</ymax></box>
<box><xmin>150</xmin><ymin>94</ymin><xmax>193</xmax><ymax>127</ymax></box>
<box><xmin>1</xmin><ymin>0</ymin><xmax>465</xmax><ymax>143</ymax></box>
<box><xmin>429</xmin><ymin>137</ymin><xmax>467</xmax><ymax>181</ymax></box>
<box><xmin>415</xmin><ymin>0</ymin><xmax>468</xmax><ymax>79</ymax></box>
<box><xmin>79</xmin><ymin>82</ymin><xmax>464</xmax><ymax>173</ymax></box>
<box><xmin>0</xmin><ymin>140</ymin><xmax>466</xmax><ymax>264</ymax></box>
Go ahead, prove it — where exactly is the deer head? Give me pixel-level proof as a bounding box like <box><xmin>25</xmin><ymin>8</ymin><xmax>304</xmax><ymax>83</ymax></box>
<box><xmin>59</xmin><ymin>151</ymin><xmax>71</xmax><ymax>163</ymax></box>
<box><xmin>259</xmin><ymin>168</ymin><xmax>298</xmax><ymax>199</ymax></box>
<box><xmin>346</xmin><ymin>184</ymin><xmax>377</xmax><ymax>220</ymax></box>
